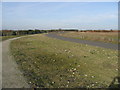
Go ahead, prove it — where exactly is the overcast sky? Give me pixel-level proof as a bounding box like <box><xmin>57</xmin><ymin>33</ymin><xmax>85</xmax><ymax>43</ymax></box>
<box><xmin>2</xmin><ymin>2</ymin><xmax>118</xmax><ymax>30</ymax></box>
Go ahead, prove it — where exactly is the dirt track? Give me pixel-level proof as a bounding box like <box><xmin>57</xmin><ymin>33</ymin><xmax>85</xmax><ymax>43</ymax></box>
<box><xmin>2</xmin><ymin>37</ymin><xmax>30</xmax><ymax>88</ymax></box>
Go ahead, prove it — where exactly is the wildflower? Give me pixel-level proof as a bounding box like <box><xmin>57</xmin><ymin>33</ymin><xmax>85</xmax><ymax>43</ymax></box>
<box><xmin>66</xmin><ymin>85</ymin><xmax>68</xmax><ymax>87</ymax></box>
<box><xmin>74</xmin><ymin>68</ymin><xmax>76</xmax><ymax>71</ymax></box>
<box><xmin>91</xmin><ymin>76</ymin><xmax>95</xmax><ymax>78</ymax></box>
<box><xmin>65</xmin><ymin>50</ymin><xmax>67</xmax><ymax>52</ymax></box>
<box><xmin>67</xmin><ymin>81</ymin><xmax>70</xmax><ymax>83</ymax></box>
<box><xmin>87</xmin><ymin>86</ymin><xmax>90</xmax><ymax>88</ymax></box>
<box><xmin>52</xmin><ymin>82</ymin><xmax>55</xmax><ymax>84</ymax></box>
<box><xmin>68</xmin><ymin>50</ymin><xmax>71</xmax><ymax>53</ymax></box>
<box><xmin>95</xmin><ymin>82</ymin><xmax>98</xmax><ymax>83</ymax></box>
<box><xmin>77</xmin><ymin>65</ymin><xmax>80</xmax><ymax>67</ymax></box>
<box><xmin>85</xmin><ymin>74</ymin><xmax>87</xmax><ymax>77</ymax></box>
<box><xmin>92</xmin><ymin>84</ymin><xmax>94</xmax><ymax>86</ymax></box>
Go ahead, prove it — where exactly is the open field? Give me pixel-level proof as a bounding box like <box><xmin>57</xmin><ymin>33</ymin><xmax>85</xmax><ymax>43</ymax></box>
<box><xmin>58</xmin><ymin>32</ymin><xmax>119</xmax><ymax>44</ymax></box>
<box><xmin>10</xmin><ymin>34</ymin><xmax>118</xmax><ymax>88</ymax></box>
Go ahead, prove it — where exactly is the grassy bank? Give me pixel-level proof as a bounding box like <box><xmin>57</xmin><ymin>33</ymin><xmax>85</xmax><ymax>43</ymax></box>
<box><xmin>58</xmin><ymin>32</ymin><xmax>119</xmax><ymax>44</ymax></box>
<box><xmin>10</xmin><ymin>34</ymin><xmax>118</xmax><ymax>88</ymax></box>
<box><xmin>0</xmin><ymin>35</ymin><xmax>24</xmax><ymax>41</ymax></box>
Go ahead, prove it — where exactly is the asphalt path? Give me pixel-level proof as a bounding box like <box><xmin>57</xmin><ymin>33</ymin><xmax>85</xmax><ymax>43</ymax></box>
<box><xmin>0</xmin><ymin>41</ymin><xmax>2</xmax><ymax>89</ymax></box>
<box><xmin>46</xmin><ymin>33</ymin><xmax>119</xmax><ymax>50</ymax></box>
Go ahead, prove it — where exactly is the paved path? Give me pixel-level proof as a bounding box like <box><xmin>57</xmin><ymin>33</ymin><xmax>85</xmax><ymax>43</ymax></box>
<box><xmin>46</xmin><ymin>33</ymin><xmax>119</xmax><ymax>50</ymax></box>
<box><xmin>0</xmin><ymin>41</ymin><xmax>2</xmax><ymax>89</ymax></box>
<box><xmin>2</xmin><ymin>37</ymin><xmax>30</xmax><ymax>88</ymax></box>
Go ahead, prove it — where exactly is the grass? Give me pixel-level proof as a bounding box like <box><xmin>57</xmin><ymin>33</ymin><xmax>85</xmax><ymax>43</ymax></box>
<box><xmin>10</xmin><ymin>34</ymin><xmax>118</xmax><ymax>88</ymax></box>
<box><xmin>58</xmin><ymin>32</ymin><xmax>119</xmax><ymax>44</ymax></box>
<box><xmin>0</xmin><ymin>35</ymin><xmax>24</xmax><ymax>41</ymax></box>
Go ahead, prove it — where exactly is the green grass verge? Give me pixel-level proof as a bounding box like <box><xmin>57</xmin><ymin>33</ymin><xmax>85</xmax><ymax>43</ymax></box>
<box><xmin>10</xmin><ymin>34</ymin><xmax>118</xmax><ymax>88</ymax></box>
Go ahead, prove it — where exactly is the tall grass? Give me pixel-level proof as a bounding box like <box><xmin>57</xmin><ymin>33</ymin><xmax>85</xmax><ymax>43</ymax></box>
<box><xmin>58</xmin><ymin>32</ymin><xmax>119</xmax><ymax>44</ymax></box>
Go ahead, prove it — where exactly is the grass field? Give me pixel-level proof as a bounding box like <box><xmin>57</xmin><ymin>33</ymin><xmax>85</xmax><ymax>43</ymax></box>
<box><xmin>0</xmin><ymin>35</ymin><xmax>24</xmax><ymax>41</ymax></box>
<box><xmin>58</xmin><ymin>32</ymin><xmax>119</xmax><ymax>44</ymax></box>
<box><xmin>10</xmin><ymin>34</ymin><xmax>118</xmax><ymax>88</ymax></box>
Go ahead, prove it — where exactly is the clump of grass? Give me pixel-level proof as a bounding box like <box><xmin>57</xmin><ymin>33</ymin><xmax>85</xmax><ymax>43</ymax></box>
<box><xmin>10</xmin><ymin>34</ymin><xmax>118</xmax><ymax>88</ymax></box>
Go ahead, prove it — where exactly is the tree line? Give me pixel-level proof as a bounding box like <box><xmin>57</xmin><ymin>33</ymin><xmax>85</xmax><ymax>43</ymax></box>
<box><xmin>0</xmin><ymin>29</ymin><xmax>119</xmax><ymax>36</ymax></box>
<box><xmin>0</xmin><ymin>29</ymin><xmax>79</xmax><ymax>36</ymax></box>
<box><xmin>0</xmin><ymin>30</ymin><xmax>49</xmax><ymax>36</ymax></box>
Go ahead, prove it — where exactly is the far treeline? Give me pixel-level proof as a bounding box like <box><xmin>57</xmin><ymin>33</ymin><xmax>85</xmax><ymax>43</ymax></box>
<box><xmin>0</xmin><ymin>29</ymin><xmax>119</xmax><ymax>36</ymax></box>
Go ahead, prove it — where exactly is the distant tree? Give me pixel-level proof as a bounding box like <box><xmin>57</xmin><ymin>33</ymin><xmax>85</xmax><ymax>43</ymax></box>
<box><xmin>110</xmin><ymin>29</ymin><xmax>113</xmax><ymax>32</ymax></box>
<box><xmin>12</xmin><ymin>31</ymin><xmax>17</xmax><ymax>35</ymax></box>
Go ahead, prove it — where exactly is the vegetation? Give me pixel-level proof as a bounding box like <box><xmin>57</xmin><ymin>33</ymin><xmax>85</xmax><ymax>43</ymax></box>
<box><xmin>1</xmin><ymin>30</ymin><xmax>48</xmax><ymax>36</ymax></box>
<box><xmin>1</xmin><ymin>29</ymin><xmax>119</xmax><ymax>42</ymax></box>
<box><xmin>0</xmin><ymin>35</ymin><xmax>24</xmax><ymax>41</ymax></box>
<box><xmin>10</xmin><ymin>34</ymin><xmax>118</xmax><ymax>88</ymax></box>
<box><xmin>0</xmin><ymin>29</ymin><xmax>48</xmax><ymax>41</ymax></box>
<box><xmin>58</xmin><ymin>31</ymin><xmax>119</xmax><ymax>44</ymax></box>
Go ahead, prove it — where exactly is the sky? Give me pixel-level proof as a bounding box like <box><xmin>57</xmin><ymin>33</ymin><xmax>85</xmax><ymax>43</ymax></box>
<box><xmin>2</xmin><ymin>0</ymin><xmax>119</xmax><ymax>2</ymax></box>
<box><xmin>2</xmin><ymin>2</ymin><xmax>118</xmax><ymax>30</ymax></box>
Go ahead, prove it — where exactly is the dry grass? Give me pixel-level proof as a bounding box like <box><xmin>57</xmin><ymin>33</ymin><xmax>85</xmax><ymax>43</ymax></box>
<box><xmin>58</xmin><ymin>32</ymin><xmax>119</xmax><ymax>44</ymax></box>
<box><xmin>10</xmin><ymin>34</ymin><xmax>118</xmax><ymax>88</ymax></box>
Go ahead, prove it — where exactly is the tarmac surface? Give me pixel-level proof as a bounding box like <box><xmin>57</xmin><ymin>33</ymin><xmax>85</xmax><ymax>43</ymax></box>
<box><xmin>46</xmin><ymin>33</ymin><xmax>119</xmax><ymax>50</ymax></box>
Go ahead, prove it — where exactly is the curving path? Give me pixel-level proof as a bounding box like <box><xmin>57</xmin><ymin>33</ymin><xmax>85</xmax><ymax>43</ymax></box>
<box><xmin>46</xmin><ymin>33</ymin><xmax>119</xmax><ymax>50</ymax></box>
<box><xmin>0</xmin><ymin>33</ymin><xmax>118</xmax><ymax>88</ymax></box>
<box><xmin>2</xmin><ymin>37</ymin><xmax>30</xmax><ymax>88</ymax></box>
